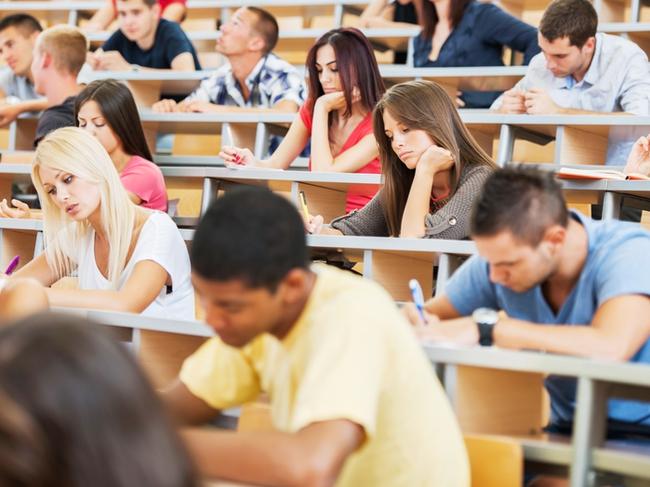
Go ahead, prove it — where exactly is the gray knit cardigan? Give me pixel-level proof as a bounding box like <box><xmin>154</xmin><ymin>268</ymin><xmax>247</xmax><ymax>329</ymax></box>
<box><xmin>330</xmin><ymin>164</ymin><xmax>493</xmax><ymax>239</ymax></box>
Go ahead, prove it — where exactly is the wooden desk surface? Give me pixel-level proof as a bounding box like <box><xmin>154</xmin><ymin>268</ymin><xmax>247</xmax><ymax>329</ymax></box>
<box><xmin>424</xmin><ymin>344</ymin><xmax>650</xmax><ymax>388</ymax></box>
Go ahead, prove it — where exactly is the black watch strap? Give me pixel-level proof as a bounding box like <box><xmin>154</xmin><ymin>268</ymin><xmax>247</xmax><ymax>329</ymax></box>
<box><xmin>477</xmin><ymin>321</ymin><xmax>494</xmax><ymax>346</ymax></box>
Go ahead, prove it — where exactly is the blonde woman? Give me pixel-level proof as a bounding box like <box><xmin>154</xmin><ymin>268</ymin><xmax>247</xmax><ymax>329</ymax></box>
<box><xmin>11</xmin><ymin>127</ymin><xmax>194</xmax><ymax>319</ymax></box>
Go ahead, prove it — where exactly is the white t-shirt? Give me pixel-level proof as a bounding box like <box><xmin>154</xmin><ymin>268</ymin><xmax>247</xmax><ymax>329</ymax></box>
<box><xmin>73</xmin><ymin>212</ymin><xmax>195</xmax><ymax>320</ymax></box>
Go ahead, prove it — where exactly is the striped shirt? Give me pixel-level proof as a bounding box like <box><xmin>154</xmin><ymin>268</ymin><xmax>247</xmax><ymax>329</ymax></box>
<box><xmin>185</xmin><ymin>53</ymin><xmax>305</xmax><ymax>108</ymax></box>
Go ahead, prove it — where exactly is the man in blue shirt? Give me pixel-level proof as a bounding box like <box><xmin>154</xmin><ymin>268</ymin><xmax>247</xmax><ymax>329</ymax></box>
<box><xmin>88</xmin><ymin>0</ymin><xmax>200</xmax><ymax>72</ymax></box>
<box><xmin>405</xmin><ymin>167</ymin><xmax>650</xmax><ymax>433</ymax></box>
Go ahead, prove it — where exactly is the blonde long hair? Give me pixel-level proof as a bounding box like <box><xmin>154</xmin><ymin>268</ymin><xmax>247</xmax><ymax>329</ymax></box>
<box><xmin>32</xmin><ymin>127</ymin><xmax>138</xmax><ymax>289</ymax></box>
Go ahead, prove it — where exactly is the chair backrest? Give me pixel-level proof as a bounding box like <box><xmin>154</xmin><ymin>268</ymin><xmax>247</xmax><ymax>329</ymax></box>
<box><xmin>464</xmin><ymin>434</ymin><xmax>523</xmax><ymax>487</ymax></box>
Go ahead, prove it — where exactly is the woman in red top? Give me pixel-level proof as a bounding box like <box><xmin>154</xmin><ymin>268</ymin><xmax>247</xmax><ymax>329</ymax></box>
<box><xmin>220</xmin><ymin>28</ymin><xmax>386</xmax><ymax>212</ymax></box>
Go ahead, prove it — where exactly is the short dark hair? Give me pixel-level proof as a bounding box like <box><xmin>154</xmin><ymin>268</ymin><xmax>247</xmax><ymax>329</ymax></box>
<box><xmin>539</xmin><ymin>0</ymin><xmax>597</xmax><ymax>48</ymax></box>
<box><xmin>75</xmin><ymin>79</ymin><xmax>153</xmax><ymax>161</ymax></box>
<box><xmin>0</xmin><ymin>14</ymin><xmax>43</xmax><ymax>36</ymax></box>
<box><xmin>471</xmin><ymin>167</ymin><xmax>569</xmax><ymax>246</ymax></box>
<box><xmin>0</xmin><ymin>313</ymin><xmax>198</xmax><ymax>487</ymax></box>
<box><xmin>191</xmin><ymin>187</ymin><xmax>309</xmax><ymax>291</ymax></box>
<box><xmin>247</xmin><ymin>7</ymin><xmax>279</xmax><ymax>54</ymax></box>
<box><xmin>306</xmin><ymin>28</ymin><xmax>385</xmax><ymax>122</ymax></box>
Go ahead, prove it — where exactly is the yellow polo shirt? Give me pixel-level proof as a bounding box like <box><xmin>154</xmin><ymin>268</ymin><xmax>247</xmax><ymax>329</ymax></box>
<box><xmin>180</xmin><ymin>264</ymin><xmax>469</xmax><ymax>486</ymax></box>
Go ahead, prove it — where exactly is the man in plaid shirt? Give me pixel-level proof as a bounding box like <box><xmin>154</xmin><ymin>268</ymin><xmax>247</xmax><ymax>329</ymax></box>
<box><xmin>153</xmin><ymin>6</ymin><xmax>304</xmax><ymax>114</ymax></box>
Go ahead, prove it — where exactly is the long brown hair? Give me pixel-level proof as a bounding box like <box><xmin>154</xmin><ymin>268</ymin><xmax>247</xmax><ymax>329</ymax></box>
<box><xmin>373</xmin><ymin>80</ymin><xmax>496</xmax><ymax>236</ymax></box>
<box><xmin>421</xmin><ymin>0</ymin><xmax>471</xmax><ymax>38</ymax></box>
<box><xmin>305</xmin><ymin>28</ymin><xmax>385</xmax><ymax>125</ymax></box>
<box><xmin>75</xmin><ymin>79</ymin><xmax>154</xmax><ymax>162</ymax></box>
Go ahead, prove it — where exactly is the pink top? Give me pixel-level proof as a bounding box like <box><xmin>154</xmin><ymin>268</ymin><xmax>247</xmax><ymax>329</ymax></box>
<box><xmin>300</xmin><ymin>103</ymin><xmax>380</xmax><ymax>212</ymax></box>
<box><xmin>120</xmin><ymin>155</ymin><xmax>168</xmax><ymax>212</ymax></box>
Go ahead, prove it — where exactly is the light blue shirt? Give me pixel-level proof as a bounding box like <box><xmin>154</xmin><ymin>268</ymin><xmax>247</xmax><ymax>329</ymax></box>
<box><xmin>0</xmin><ymin>67</ymin><xmax>38</xmax><ymax>101</ymax></box>
<box><xmin>491</xmin><ymin>33</ymin><xmax>650</xmax><ymax>164</ymax></box>
<box><xmin>445</xmin><ymin>211</ymin><xmax>650</xmax><ymax>426</ymax></box>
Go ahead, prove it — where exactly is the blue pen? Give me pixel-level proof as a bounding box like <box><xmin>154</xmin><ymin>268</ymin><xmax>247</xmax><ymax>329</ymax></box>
<box><xmin>408</xmin><ymin>279</ymin><xmax>427</xmax><ymax>324</ymax></box>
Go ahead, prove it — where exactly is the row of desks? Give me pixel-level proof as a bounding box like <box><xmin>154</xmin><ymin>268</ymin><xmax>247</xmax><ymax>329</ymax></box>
<box><xmin>0</xmin><ymin>162</ymin><xmax>648</xmax><ymax>300</ymax></box>
<box><xmin>85</xmin><ymin>65</ymin><xmax>531</xmax><ymax>97</ymax></box>
<box><xmin>59</xmin><ymin>304</ymin><xmax>650</xmax><ymax>486</ymax></box>
<box><xmin>8</xmin><ymin>110</ymin><xmax>650</xmax><ymax>166</ymax></box>
<box><xmin>2</xmin><ymin>0</ymin><xmax>650</xmax><ymax>25</ymax></box>
<box><xmin>0</xmin><ymin>152</ymin><xmax>646</xmax><ymax>483</ymax></box>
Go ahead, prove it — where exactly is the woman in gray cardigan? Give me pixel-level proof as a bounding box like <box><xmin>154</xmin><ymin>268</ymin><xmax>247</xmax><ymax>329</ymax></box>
<box><xmin>306</xmin><ymin>80</ymin><xmax>497</xmax><ymax>239</ymax></box>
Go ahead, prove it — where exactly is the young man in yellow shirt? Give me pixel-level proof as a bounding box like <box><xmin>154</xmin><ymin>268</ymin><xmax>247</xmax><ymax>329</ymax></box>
<box><xmin>163</xmin><ymin>187</ymin><xmax>469</xmax><ymax>487</ymax></box>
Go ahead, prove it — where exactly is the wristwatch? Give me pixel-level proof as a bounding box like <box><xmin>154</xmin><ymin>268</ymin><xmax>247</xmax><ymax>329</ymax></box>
<box><xmin>131</xmin><ymin>64</ymin><xmax>141</xmax><ymax>72</ymax></box>
<box><xmin>472</xmin><ymin>307</ymin><xmax>499</xmax><ymax>346</ymax></box>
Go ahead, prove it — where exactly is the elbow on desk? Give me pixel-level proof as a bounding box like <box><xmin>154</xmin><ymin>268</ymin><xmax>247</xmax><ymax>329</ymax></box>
<box><xmin>586</xmin><ymin>341</ymin><xmax>641</xmax><ymax>363</ymax></box>
<box><xmin>104</xmin><ymin>293</ymin><xmax>153</xmax><ymax>315</ymax></box>
<box><xmin>598</xmin><ymin>350</ymin><xmax>638</xmax><ymax>363</ymax></box>
<box><xmin>310</xmin><ymin>163</ymin><xmax>343</xmax><ymax>173</ymax></box>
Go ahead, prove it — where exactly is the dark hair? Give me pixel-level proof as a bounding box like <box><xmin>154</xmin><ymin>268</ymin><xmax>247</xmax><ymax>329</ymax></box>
<box><xmin>191</xmin><ymin>187</ymin><xmax>309</xmax><ymax>291</ymax></box>
<box><xmin>0</xmin><ymin>14</ymin><xmax>42</xmax><ymax>36</ymax></box>
<box><xmin>75</xmin><ymin>79</ymin><xmax>153</xmax><ymax>161</ymax></box>
<box><xmin>421</xmin><ymin>0</ymin><xmax>470</xmax><ymax>39</ymax></box>
<box><xmin>246</xmin><ymin>6</ymin><xmax>279</xmax><ymax>54</ymax></box>
<box><xmin>305</xmin><ymin>28</ymin><xmax>385</xmax><ymax>122</ymax></box>
<box><xmin>373</xmin><ymin>80</ymin><xmax>496</xmax><ymax>236</ymax></box>
<box><xmin>0</xmin><ymin>313</ymin><xmax>198</xmax><ymax>487</ymax></box>
<box><xmin>539</xmin><ymin>0</ymin><xmax>597</xmax><ymax>48</ymax></box>
<box><xmin>471</xmin><ymin>166</ymin><xmax>569</xmax><ymax>246</ymax></box>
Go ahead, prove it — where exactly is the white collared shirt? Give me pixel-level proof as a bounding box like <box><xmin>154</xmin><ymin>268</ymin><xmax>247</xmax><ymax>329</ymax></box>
<box><xmin>491</xmin><ymin>33</ymin><xmax>650</xmax><ymax>163</ymax></box>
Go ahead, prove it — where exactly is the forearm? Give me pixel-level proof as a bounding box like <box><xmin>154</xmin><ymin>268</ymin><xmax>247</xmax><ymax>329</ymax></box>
<box><xmin>495</xmin><ymin>318</ymin><xmax>637</xmax><ymax>360</ymax></box>
<box><xmin>15</xmin><ymin>98</ymin><xmax>48</xmax><ymax>113</ymax></box>
<box><xmin>400</xmin><ymin>170</ymin><xmax>434</xmax><ymax>237</ymax></box>
<box><xmin>255</xmin><ymin>157</ymin><xmax>285</xmax><ymax>169</ymax></box>
<box><xmin>360</xmin><ymin>0</ymin><xmax>385</xmax><ymax>22</ymax></box>
<box><xmin>86</xmin><ymin>4</ymin><xmax>115</xmax><ymax>31</ymax></box>
<box><xmin>310</xmin><ymin>106</ymin><xmax>335</xmax><ymax>171</ymax></box>
<box><xmin>46</xmin><ymin>288</ymin><xmax>147</xmax><ymax>313</ymax></box>
<box><xmin>182</xmin><ymin>428</ymin><xmax>324</xmax><ymax>487</ymax></box>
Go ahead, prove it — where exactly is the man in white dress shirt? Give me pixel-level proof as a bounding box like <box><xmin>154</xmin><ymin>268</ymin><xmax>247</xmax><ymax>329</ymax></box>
<box><xmin>492</xmin><ymin>0</ymin><xmax>650</xmax><ymax>165</ymax></box>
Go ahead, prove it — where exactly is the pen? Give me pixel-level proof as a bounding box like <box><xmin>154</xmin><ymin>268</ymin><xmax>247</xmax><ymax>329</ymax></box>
<box><xmin>408</xmin><ymin>278</ymin><xmax>427</xmax><ymax>324</ymax></box>
<box><xmin>4</xmin><ymin>255</ymin><xmax>19</xmax><ymax>276</ymax></box>
<box><xmin>298</xmin><ymin>191</ymin><xmax>310</xmax><ymax>221</ymax></box>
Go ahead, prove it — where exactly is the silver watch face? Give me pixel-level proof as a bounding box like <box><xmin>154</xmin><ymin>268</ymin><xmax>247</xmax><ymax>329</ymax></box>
<box><xmin>472</xmin><ymin>307</ymin><xmax>499</xmax><ymax>325</ymax></box>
